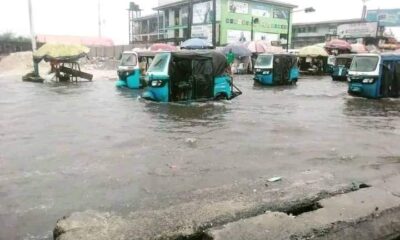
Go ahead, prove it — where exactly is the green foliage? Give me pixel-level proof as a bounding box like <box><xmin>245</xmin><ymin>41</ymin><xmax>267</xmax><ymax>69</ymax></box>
<box><xmin>0</xmin><ymin>32</ymin><xmax>30</xmax><ymax>42</ymax></box>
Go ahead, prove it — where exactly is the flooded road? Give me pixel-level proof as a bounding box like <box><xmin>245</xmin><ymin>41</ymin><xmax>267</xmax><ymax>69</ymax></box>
<box><xmin>1</xmin><ymin>75</ymin><xmax>400</xmax><ymax>239</ymax></box>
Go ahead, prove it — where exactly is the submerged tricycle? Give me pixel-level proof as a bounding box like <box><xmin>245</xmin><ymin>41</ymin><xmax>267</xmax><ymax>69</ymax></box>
<box><xmin>141</xmin><ymin>50</ymin><xmax>242</xmax><ymax>102</ymax></box>
<box><xmin>331</xmin><ymin>54</ymin><xmax>354</xmax><ymax>81</ymax></box>
<box><xmin>116</xmin><ymin>51</ymin><xmax>155</xmax><ymax>89</ymax></box>
<box><xmin>253</xmin><ymin>53</ymin><xmax>299</xmax><ymax>86</ymax></box>
<box><xmin>348</xmin><ymin>53</ymin><xmax>400</xmax><ymax>99</ymax></box>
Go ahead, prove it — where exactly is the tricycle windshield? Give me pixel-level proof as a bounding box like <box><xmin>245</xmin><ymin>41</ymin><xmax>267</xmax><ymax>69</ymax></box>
<box><xmin>336</xmin><ymin>57</ymin><xmax>352</xmax><ymax>68</ymax></box>
<box><xmin>350</xmin><ymin>56</ymin><xmax>379</xmax><ymax>72</ymax></box>
<box><xmin>255</xmin><ymin>55</ymin><xmax>273</xmax><ymax>68</ymax></box>
<box><xmin>120</xmin><ymin>53</ymin><xmax>138</xmax><ymax>66</ymax></box>
<box><xmin>148</xmin><ymin>52</ymin><xmax>170</xmax><ymax>74</ymax></box>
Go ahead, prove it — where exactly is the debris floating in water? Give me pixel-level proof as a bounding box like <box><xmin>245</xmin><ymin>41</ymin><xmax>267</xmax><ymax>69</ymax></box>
<box><xmin>185</xmin><ymin>138</ymin><xmax>197</xmax><ymax>146</ymax></box>
<box><xmin>267</xmin><ymin>177</ymin><xmax>282</xmax><ymax>182</ymax></box>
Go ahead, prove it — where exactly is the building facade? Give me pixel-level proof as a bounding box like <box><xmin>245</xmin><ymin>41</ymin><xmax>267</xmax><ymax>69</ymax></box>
<box><xmin>292</xmin><ymin>19</ymin><xmax>362</xmax><ymax>49</ymax></box>
<box><xmin>129</xmin><ymin>0</ymin><xmax>296</xmax><ymax>46</ymax></box>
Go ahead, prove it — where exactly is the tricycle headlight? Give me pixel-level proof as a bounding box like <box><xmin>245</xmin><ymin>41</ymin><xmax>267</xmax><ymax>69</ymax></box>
<box><xmin>362</xmin><ymin>78</ymin><xmax>374</xmax><ymax>83</ymax></box>
<box><xmin>150</xmin><ymin>80</ymin><xmax>163</xmax><ymax>87</ymax></box>
<box><xmin>262</xmin><ymin>71</ymin><xmax>270</xmax><ymax>75</ymax></box>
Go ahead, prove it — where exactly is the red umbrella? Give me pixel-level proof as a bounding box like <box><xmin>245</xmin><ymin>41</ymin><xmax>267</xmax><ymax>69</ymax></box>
<box><xmin>351</xmin><ymin>43</ymin><xmax>368</xmax><ymax>53</ymax></box>
<box><xmin>245</xmin><ymin>41</ymin><xmax>270</xmax><ymax>53</ymax></box>
<box><xmin>149</xmin><ymin>43</ymin><xmax>177</xmax><ymax>52</ymax></box>
<box><xmin>325</xmin><ymin>39</ymin><xmax>351</xmax><ymax>51</ymax></box>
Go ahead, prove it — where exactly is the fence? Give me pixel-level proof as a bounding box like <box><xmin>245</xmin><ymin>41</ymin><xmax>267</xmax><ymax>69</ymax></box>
<box><xmin>87</xmin><ymin>44</ymin><xmax>149</xmax><ymax>59</ymax></box>
<box><xmin>0</xmin><ymin>41</ymin><xmax>33</xmax><ymax>55</ymax></box>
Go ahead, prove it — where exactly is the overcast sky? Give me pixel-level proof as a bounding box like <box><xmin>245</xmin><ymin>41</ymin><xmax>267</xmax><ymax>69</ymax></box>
<box><xmin>0</xmin><ymin>0</ymin><xmax>399</xmax><ymax>44</ymax></box>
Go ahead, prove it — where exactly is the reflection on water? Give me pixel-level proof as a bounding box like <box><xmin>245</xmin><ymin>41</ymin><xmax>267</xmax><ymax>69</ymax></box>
<box><xmin>1</xmin><ymin>75</ymin><xmax>400</xmax><ymax>239</ymax></box>
<box><xmin>343</xmin><ymin>97</ymin><xmax>400</xmax><ymax>131</ymax></box>
<box><xmin>344</xmin><ymin>97</ymin><xmax>400</xmax><ymax>117</ymax></box>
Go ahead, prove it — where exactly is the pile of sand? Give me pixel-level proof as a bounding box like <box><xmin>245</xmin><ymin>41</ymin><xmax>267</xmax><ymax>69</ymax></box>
<box><xmin>0</xmin><ymin>51</ymin><xmax>49</xmax><ymax>76</ymax></box>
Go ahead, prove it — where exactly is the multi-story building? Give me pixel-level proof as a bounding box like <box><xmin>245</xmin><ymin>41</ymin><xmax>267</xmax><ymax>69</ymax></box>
<box><xmin>129</xmin><ymin>0</ymin><xmax>296</xmax><ymax>46</ymax></box>
<box><xmin>292</xmin><ymin>19</ymin><xmax>362</xmax><ymax>49</ymax></box>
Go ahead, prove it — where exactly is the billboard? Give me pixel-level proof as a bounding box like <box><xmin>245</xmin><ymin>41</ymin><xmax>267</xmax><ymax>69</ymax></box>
<box><xmin>366</xmin><ymin>9</ymin><xmax>400</xmax><ymax>27</ymax></box>
<box><xmin>337</xmin><ymin>22</ymin><xmax>378</xmax><ymax>38</ymax></box>
<box><xmin>252</xmin><ymin>4</ymin><xmax>272</xmax><ymax>18</ymax></box>
<box><xmin>254</xmin><ymin>32</ymin><xmax>279</xmax><ymax>42</ymax></box>
<box><xmin>227</xmin><ymin>30</ymin><xmax>251</xmax><ymax>43</ymax></box>
<box><xmin>228</xmin><ymin>1</ymin><xmax>249</xmax><ymax>14</ymax></box>
<box><xmin>191</xmin><ymin>25</ymin><xmax>213</xmax><ymax>42</ymax></box>
<box><xmin>193</xmin><ymin>1</ymin><xmax>214</xmax><ymax>24</ymax></box>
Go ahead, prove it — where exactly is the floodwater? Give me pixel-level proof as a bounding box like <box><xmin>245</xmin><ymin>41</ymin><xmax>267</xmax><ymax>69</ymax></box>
<box><xmin>1</xmin><ymin>75</ymin><xmax>400</xmax><ymax>239</ymax></box>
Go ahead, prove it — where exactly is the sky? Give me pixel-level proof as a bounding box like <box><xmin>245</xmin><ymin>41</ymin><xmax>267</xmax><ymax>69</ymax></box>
<box><xmin>0</xmin><ymin>0</ymin><xmax>399</xmax><ymax>44</ymax></box>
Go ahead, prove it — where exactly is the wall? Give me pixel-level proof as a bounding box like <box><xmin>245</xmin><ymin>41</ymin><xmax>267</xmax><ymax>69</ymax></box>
<box><xmin>87</xmin><ymin>45</ymin><xmax>139</xmax><ymax>59</ymax></box>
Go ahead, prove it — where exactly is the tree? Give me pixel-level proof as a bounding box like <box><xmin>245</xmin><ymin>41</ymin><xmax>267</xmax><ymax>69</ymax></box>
<box><xmin>0</xmin><ymin>32</ymin><xmax>30</xmax><ymax>42</ymax></box>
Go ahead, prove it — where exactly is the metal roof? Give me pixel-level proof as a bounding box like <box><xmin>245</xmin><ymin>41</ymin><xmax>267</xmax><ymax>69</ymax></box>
<box><xmin>294</xmin><ymin>19</ymin><xmax>363</xmax><ymax>27</ymax></box>
<box><xmin>154</xmin><ymin>0</ymin><xmax>296</xmax><ymax>10</ymax></box>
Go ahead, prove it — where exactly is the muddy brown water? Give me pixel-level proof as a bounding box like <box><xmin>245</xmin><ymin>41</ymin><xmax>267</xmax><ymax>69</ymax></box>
<box><xmin>1</xmin><ymin>75</ymin><xmax>400</xmax><ymax>239</ymax></box>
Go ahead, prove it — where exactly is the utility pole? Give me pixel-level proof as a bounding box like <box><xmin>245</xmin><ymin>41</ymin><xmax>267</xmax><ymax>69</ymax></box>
<box><xmin>28</xmin><ymin>0</ymin><xmax>37</xmax><ymax>51</ymax></box>
<box><xmin>28</xmin><ymin>0</ymin><xmax>38</xmax><ymax>76</ymax></box>
<box><xmin>187</xmin><ymin>0</ymin><xmax>193</xmax><ymax>40</ymax></box>
<box><xmin>212</xmin><ymin>0</ymin><xmax>217</xmax><ymax>47</ymax></box>
<box><xmin>286</xmin><ymin>10</ymin><xmax>291</xmax><ymax>52</ymax></box>
<box><xmin>98</xmin><ymin>0</ymin><xmax>102</xmax><ymax>37</ymax></box>
<box><xmin>361</xmin><ymin>0</ymin><xmax>370</xmax><ymax>20</ymax></box>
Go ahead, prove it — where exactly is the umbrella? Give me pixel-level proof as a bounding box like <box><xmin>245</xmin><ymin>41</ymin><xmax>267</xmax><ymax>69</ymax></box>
<box><xmin>298</xmin><ymin>45</ymin><xmax>329</xmax><ymax>57</ymax></box>
<box><xmin>366</xmin><ymin>45</ymin><xmax>380</xmax><ymax>53</ymax></box>
<box><xmin>222</xmin><ymin>43</ymin><xmax>252</xmax><ymax>57</ymax></box>
<box><xmin>350</xmin><ymin>43</ymin><xmax>368</xmax><ymax>53</ymax></box>
<box><xmin>245</xmin><ymin>40</ymin><xmax>270</xmax><ymax>53</ymax></box>
<box><xmin>149</xmin><ymin>43</ymin><xmax>177</xmax><ymax>52</ymax></box>
<box><xmin>181</xmin><ymin>38</ymin><xmax>213</xmax><ymax>50</ymax></box>
<box><xmin>325</xmin><ymin>39</ymin><xmax>351</xmax><ymax>50</ymax></box>
<box><xmin>33</xmin><ymin>43</ymin><xmax>89</xmax><ymax>62</ymax></box>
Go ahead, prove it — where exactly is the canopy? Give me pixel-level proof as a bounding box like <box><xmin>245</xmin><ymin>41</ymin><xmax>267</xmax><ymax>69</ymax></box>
<box><xmin>350</xmin><ymin>43</ymin><xmax>368</xmax><ymax>53</ymax></box>
<box><xmin>325</xmin><ymin>39</ymin><xmax>351</xmax><ymax>50</ymax></box>
<box><xmin>181</xmin><ymin>38</ymin><xmax>213</xmax><ymax>50</ymax></box>
<box><xmin>171</xmin><ymin>50</ymin><xmax>228</xmax><ymax>76</ymax></box>
<box><xmin>298</xmin><ymin>45</ymin><xmax>329</xmax><ymax>57</ymax></box>
<box><xmin>33</xmin><ymin>43</ymin><xmax>89</xmax><ymax>62</ymax></box>
<box><xmin>149</xmin><ymin>43</ymin><xmax>177</xmax><ymax>52</ymax></box>
<box><xmin>222</xmin><ymin>43</ymin><xmax>252</xmax><ymax>57</ymax></box>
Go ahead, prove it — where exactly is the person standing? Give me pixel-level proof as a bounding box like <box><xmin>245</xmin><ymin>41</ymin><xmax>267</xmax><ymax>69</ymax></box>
<box><xmin>226</xmin><ymin>49</ymin><xmax>235</xmax><ymax>75</ymax></box>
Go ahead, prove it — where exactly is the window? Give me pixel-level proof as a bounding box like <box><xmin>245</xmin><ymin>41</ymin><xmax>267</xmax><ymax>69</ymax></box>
<box><xmin>148</xmin><ymin>53</ymin><xmax>170</xmax><ymax>73</ymax></box>
<box><xmin>121</xmin><ymin>53</ymin><xmax>138</xmax><ymax>66</ymax></box>
<box><xmin>350</xmin><ymin>56</ymin><xmax>379</xmax><ymax>72</ymax></box>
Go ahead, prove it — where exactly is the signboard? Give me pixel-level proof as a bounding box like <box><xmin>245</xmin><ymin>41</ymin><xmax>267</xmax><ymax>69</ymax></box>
<box><xmin>337</xmin><ymin>22</ymin><xmax>378</xmax><ymax>38</ymax></box>
<box><xmin>254</xmin><ymin>32</ymin><xmax>279</xmax><ymax>42</ymax></box>
<box><xmin>227</xmin><ymin>30</ymin><xmax>251</xmax><ymax>43</ymax></box>
<box><xmin>228</xmin><ymin>1</ymin><xmax>249</xmax><ymax>14</ymax></box>
<box><xmin>193</xmin><ymin>1</ymin><xmax>213</xmax><ymax>24</ymax></box>
<box><xmin>191</xmin><ymin>25</ymin><xmax>213</xmax><ymax>42</ymax></box>
<box><xmin>366</xmin><ymin>9</ymin><xmax>400</xmax><ymax>27</ymax></box>
<box><xmin>252</xmin><ymin>4</ymin><xmax>272</xmax><ymax>18</ymax></box>
<box><xmin>273</xmin><ymin>8</ymin><xmax>289</xmax><ymax>19</ymax></box>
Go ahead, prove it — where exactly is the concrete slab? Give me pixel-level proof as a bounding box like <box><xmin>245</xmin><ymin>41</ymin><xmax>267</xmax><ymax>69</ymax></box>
<box><xmin>53</xmin><ymin>170</ymin><xmax>351</xmax><ymax>240</ymax></box>
<box><xmin>206</xmin><ymin>175</ymin><xmax>400</xmax><ymax>240</ymax></box>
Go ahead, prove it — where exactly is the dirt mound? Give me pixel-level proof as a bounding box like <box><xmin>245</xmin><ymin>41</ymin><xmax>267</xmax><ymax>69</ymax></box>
<box><xmin>0</xmin><ymin>51</ymin><xmax>49</xmax><ymax>76</ymax></box>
